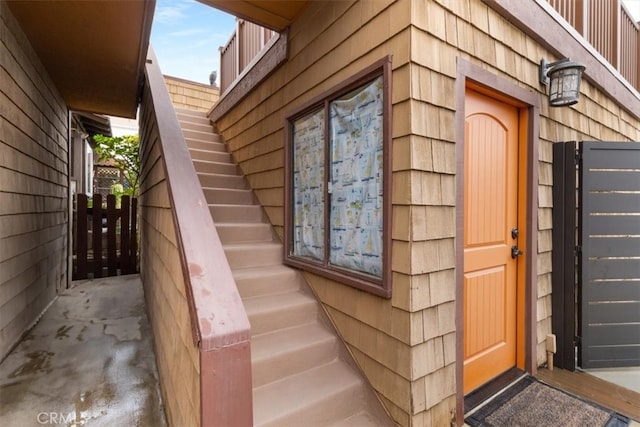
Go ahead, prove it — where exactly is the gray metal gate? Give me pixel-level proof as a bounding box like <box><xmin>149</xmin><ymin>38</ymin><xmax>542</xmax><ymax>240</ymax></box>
<box><xmin>580</xmin><ymin>142</ymin><xmax>640</xmax><ymax>368</ymax></box>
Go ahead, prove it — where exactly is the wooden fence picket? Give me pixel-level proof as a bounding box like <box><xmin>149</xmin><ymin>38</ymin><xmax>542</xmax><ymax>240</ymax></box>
<box><xmin>92</xmin><ymin>194</ymin><xmax>103</xmax><ymax>279</ymax></box>
<box><xmin>72</xmin><ymin>194</ymin><xmax>138</xmax><ymax>280</ymax></box>
<box><xmin>76</xmin><ymin>193</ymin><xmax>89</xmax><ymax>279</ymax></box>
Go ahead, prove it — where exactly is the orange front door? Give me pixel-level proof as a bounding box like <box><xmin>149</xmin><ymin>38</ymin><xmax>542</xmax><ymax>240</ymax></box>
<box><xmin>463</xmin><ymin>89</ymin><xmax>520</xmax><ymax>394</ymax></box>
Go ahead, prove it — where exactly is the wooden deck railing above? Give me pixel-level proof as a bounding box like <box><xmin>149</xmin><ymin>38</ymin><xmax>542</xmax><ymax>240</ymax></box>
<box><xmin>142</xmin><ymin>47</ymin><xmax>252</xmax><ymax>426</ymax></box>
<box><xmin>219</xmin><ymin>19</ymin><xmax>276</xmax><ymax>93</ymax></box>
<box><xmin>548</xmin><ymin>0</ymin><xmax>639</xmax><ymax>91</ymax></box>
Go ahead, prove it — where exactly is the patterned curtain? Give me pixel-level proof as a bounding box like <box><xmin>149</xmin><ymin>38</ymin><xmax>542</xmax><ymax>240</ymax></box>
<box><xmin>328</xmin><ymin>76</ymin><xmax>384</xmax><ymax>277</ymax></box>
<box><xmin>292</xmin><ymin>109</ymin><xmax>325</xmax><ymax>261</ymax></box>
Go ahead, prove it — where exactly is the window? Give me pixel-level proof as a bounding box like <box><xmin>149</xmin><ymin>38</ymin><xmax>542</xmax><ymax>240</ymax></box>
<box><xmin>284</xmin><ymin>57</ymin><xmax>392</xmax><ymax>297</ymax></box>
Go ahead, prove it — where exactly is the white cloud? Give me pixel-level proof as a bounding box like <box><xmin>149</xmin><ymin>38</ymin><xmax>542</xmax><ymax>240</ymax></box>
<box><xmin>168</xmin><ymin>28</ymin><xmax>208</xmax><ymax>37</ymax></box>
<box><xmin>154</xmin><ymin>1</ymin><xmax>191</xmax><ymax>25</ymax></box>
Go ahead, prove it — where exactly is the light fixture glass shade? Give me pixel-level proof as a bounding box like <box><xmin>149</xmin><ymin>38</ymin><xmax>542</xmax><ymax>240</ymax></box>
<box><xmin>547</xmin><ymin>61</ymin><xmax>585</xmax><ymax>107</ymax></box>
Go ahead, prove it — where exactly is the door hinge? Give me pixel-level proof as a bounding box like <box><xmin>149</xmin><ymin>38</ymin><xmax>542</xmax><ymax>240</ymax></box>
<box><xmin>575</xmin><ymin>245</ymin><xmax>582</xmax><ymax>255</ymax></box>
<box><xmin>574</xmin><ymin>335</ymin><xmax>581</xmax><ymax>345</ymax></box>
<box><xmin>574</xmin><ymin>149</ymin><xmax>582</xmax><ymax>164</ymax></box>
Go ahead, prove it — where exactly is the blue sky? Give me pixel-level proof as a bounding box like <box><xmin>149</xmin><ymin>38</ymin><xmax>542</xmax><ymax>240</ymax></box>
<box><xmin>151</xmin><ymin>0</ymin><xmax>235</xmax><ymax>85</ymax></box>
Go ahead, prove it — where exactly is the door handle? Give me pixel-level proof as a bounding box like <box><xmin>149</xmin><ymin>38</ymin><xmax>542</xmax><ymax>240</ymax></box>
<box><xmin>511</xmin><ymin>245</ymin><xmax>523</xmax><ymax>259</ymax></box>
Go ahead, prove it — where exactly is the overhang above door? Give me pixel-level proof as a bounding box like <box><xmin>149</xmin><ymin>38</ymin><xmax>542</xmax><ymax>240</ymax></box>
<box><xmin>196</xmin><ymin>0</ymin><xmax>309</xmax><ymax>31</ymax></box>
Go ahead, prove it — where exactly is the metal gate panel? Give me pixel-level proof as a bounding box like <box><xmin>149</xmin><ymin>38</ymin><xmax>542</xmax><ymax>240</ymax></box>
<box><xmin>580</xmin><ymin>141</ymin><xmax>640</xmax><ymax>368</ymax></box>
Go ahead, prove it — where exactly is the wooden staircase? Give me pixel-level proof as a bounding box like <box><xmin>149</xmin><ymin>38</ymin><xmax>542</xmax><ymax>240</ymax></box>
<box><xmin>175</xmin><ymin>107</ymin><xmax>394</xmax><ymax>426</ymax></box>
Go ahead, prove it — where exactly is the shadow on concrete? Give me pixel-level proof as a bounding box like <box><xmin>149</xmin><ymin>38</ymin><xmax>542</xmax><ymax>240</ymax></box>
<box><xmin>0</xmin><ymin>275</ymin><xmax>167</xmax><ymax>426</ymax></box>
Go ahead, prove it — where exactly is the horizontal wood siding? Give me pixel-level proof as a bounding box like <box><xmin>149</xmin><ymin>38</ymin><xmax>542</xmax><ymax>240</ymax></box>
<box><xmin>164</xmin><ymin>75</ymin><xmax>220</xmax><ymax>112</ymax></box>
<box><xmin>139</xmin><ymin>87</ymin><xmax>201</xmax><ymax>427</ymax></box>
<box><xmin>0</xmin><ymin>2</ymin><xmax>69</xmax><ymax>360</ymax></box>
<box><xmin>212</xmin><ymin>0</ymin><xmax>640</xmax><ymax>425</ymax></box>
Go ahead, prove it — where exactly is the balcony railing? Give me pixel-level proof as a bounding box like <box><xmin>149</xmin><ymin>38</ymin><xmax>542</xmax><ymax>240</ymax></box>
<box><xmin>219</xmin><ymin>19</ymin><xmax>277</xmax><ymax>93</ymax></box>
<box><xmin>548</xmin><ymin>0</ymin><xmax>639</xmax><ymax>91</ymax></box>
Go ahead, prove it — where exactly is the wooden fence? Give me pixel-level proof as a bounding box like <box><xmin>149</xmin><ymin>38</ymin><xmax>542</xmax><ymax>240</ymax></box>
<box><xmin>73</xmin><ymin>193</ymin><xmax>138</xmax><ymax>280</ymax></box>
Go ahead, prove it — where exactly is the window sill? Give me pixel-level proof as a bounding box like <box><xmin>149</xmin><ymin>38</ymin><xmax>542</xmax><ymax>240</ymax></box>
<box><xmin>285</xmin><ymin>256</ymin><xmax>391</xmax><ymax>298</ymax></box>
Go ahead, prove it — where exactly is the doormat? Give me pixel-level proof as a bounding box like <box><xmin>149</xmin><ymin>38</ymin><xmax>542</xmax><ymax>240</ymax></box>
<box><xmin>465</xmin><ymin>376</ymin><xmax>630</xmax><ymax>427</ymax></box>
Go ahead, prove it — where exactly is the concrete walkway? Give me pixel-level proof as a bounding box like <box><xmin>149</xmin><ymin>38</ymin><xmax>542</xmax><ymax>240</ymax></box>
<box><xmin>0</xmin><ymin>275</ymin><xmax>167</xmax><ymax>427</ymax></box>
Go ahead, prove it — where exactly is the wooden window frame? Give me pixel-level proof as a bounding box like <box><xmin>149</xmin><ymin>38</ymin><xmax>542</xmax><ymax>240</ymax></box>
<box><xmin>284</xmin><ymin>56</ymin><xmax>393</xmax><ymax>298</ymax></box>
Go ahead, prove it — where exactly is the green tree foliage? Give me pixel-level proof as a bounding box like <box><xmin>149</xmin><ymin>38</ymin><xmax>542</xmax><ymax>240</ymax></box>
<box><xmin>93</xmin><ymin>134</ymin><xmax>140</xmax><ymax>197</ymax></box>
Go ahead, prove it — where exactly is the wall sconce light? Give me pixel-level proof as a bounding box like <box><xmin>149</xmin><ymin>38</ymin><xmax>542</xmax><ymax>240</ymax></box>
<box><xmin>539</xmin><ymin>58</ymin><xmax>586</xmax><ymax>107</ymax></box>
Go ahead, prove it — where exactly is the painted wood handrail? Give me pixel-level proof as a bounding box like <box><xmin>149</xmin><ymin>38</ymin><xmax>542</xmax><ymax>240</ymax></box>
<box><xmin>143</xmin><ymin>46</ymin><xmax>252</xmax><ymax>427</ymax></box>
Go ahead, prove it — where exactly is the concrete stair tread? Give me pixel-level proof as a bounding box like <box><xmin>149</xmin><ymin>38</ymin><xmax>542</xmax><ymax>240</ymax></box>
<box><xmin>223</xmin><ymin>241</ymin><xmax>282</xmax><ymax>269</ymax></box>
<box><xmin>182</xmin><ymin>128</ymin><xmax>219</xmax><ymax>142</ymax></box>
<box><xmin>193</xmin><ymin>159</ymin><xmax>237</xmax><ymax>175</ymax></box>
<box><xmin>253</xmin><ymin>360</ymin><xmax>363</xmax><ymax>427</ymax></box>
<box><xmin>190</xmin><ymin>150</ymin><xmax>231</xmax><ymax>164</ymax></box>
<box><xmin>224</xmin><ymin>241</ymin><xmax>281</xmax><ymax>251</ymax></box>
<box><xmin>252</xmin><ymin>322</ymin><xmax>336</xmax><ymax>356</ymax></box>
<box><xmin>251</xmin><ymin>322</ymin><xmax>338</xmax><ymax>387</ymax></box>
<box><xmin>174</xmin><ymin>106</ymin><xmax>206</xmax><ymax>115</ymax></box>
<box><xmin>232</xmin><ymin>264</ymin><xmax>297</xmax><ymax>281</ymax></box>
<box><xmin>177</xmin><ymin>113</ymin><xmax>210</xmax><ymax>121</ymax></box>
<box><xmin>175</xmin><ymin>114</ymin><xmax>208</xmax><ymax>124</ymax></box>
<box><xmin>198</xmin><ymin>172</ymin><xmax>246</xmax><ymax>189</ymax></box>
<box><xmin>178</xmin><ymin>115</ymin><xmax>209</xmax><ymax>122</ymax></box>
<box><xmin>243</xmin><ymin>293</ymin><xmax>317</xmax><ymax>336</ymax></box>
<box><xmin>185</xmin><ymin>137</ymin><xmax>222</xmax><ymax>146</ymax></box>
<box><xmin>192</xmin><ymin>158</ymin><xmax>233</xmax><ymax>167</ymax></box>
<box><xmin>202</xmin><ymin>188</ymin><xmax>254</xmax><ymax>205</ymax></box>
<box><xmin>189</xmin><ymin>142</ymin><xmax>227</xmax><ymax>153</ymax></box>
<box><xmin>183</xmin><ymin>129</ymin><xmax>216</xmax><ymax>138</ymax></box>
<box><xmin>187</xmin><ymin>136</ymin><xmax>224</xmax><ymax>144</ymax></box>
<box><xmin>211</xmin><ymin>204</ymin><xmax>263</xmax><ymax>223</ymax></box>
<box><xmin>202</xmin><ymin>186</ymin><xmax>251</xmax><ymax>192</ymax></box>
<box><xmin>232</xmin><ymin>265</ymin><xmax>301</xmax><ymax>298</ymax></box>
<box><xmin>198</xmin><ymin>171</ymin><xmax>242</xmax><ymax>179</ymax></box>
<box><xmin>216</xmin><ymin>221</ymin><xmax>269</xmax><ymax>227</ymax></box>
<box><xmin>210</xmin><ymin>203</ymin><xmax>262</xmax><ymax>209</ymax></box>
<box><xmin>216</xmin><ymin>222</ymin><xmax>272</xmax><ymax>244</ymax></box>
<box><xmin>179</xmin><ymin>120</ymin><xmax>213</xmax><ymax>133</ymax></box>
<box><xmin>329</xmin><ymin>411</ymin><xmax>392</xmax><ymax>426</ymax></box>
<box><xmin>177</xmin><ymin>115</ymin><xmax>211</xmax><ymax>125</ymax></box>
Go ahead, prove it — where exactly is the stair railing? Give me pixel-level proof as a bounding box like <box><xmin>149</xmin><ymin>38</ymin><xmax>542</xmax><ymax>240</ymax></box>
<box><xmin>141</xmin><ymin>46</ymin><xmax>252</xmax><ymax>427</ymax></box>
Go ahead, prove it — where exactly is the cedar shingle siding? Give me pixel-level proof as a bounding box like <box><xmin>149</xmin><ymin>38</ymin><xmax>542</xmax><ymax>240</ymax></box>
<box><xmin>164</xmin><ymin>75</ymin><xmax>220</xmax><ymax>112</ymax></box>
